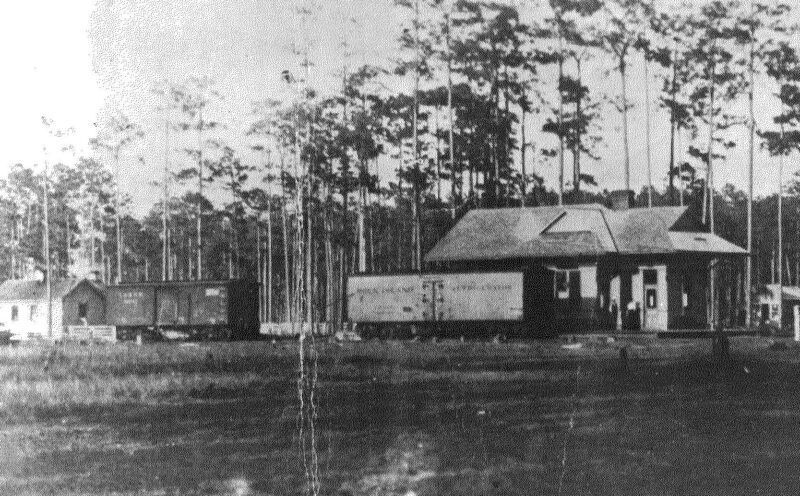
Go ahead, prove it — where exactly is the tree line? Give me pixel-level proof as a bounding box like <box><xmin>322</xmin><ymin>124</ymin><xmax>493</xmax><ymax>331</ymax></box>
<box><xmin>0</xmin><ymin>0</ymin><xmax>798</xmax><ymax>327</ymax></box>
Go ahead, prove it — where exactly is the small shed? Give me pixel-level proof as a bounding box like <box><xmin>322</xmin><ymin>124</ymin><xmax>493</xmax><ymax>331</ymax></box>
<box><xmin>757</xmin><ymin>284</ymin><xmax>800</xmax><ymax>334</ymax></box>
<box><xmin>0</xmin><ymin>277</ymin><xmax>105</xmax><ymax>340</ymax></box>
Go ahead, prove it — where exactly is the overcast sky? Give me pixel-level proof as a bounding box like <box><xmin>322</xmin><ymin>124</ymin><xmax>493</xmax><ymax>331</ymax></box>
<box><xmin>0</xmin><ymin>0</ymin><xmax>794</xmax><ymax>217</ymax></box>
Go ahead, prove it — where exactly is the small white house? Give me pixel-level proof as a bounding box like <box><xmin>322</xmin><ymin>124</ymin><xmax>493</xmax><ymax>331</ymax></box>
<box><xmin>757</xmin><ymin>284</ymin><xmax>800</xmax><ymax>335</ymax></box>
<box><xmin>0</xmin><ymin>276</ymin><xmax>105</xmax><ymax>341</ymax></box>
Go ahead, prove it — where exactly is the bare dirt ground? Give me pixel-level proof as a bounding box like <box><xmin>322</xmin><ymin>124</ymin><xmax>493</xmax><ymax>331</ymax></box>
<box><xmin>1</xmin><ymin>337</ymin><xmax>800</xmax><ymax>495</ymax></box>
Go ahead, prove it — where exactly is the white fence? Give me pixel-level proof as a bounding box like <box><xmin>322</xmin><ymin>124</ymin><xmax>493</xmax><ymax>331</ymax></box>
<box><xmin>64</xmin><ymin>325</ymin><xmax>117</xmax><ymax>344</ymax></box>
<box><xmin>259</xmin><ymin>322</ymin><xmax>332</xmax><ymax>336</ymax></box>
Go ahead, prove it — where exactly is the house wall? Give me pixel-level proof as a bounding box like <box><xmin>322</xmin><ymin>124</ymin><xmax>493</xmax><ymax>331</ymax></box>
<box><xmin>757</xmin><ymin>285</ymin><xmax>800</xmax><ymax>335</ymax></box>
<box><xmin>62</xmin><ymin>283</ymin><xmax>105</xmax><ymax>327</ymax></box>
<box><xmin>0</xmin><ymin>299</ymin><xmax>64</xmax><ymax>339</ymax></box>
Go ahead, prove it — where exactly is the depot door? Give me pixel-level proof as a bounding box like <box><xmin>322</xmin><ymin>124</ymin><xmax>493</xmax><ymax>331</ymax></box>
<box><xmin>642</xmin><ymin>268</ymin><xmax>666</xmax><ymax>330</ymax></box>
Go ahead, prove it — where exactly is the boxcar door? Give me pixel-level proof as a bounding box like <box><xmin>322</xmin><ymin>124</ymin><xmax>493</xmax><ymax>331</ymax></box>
<box><xmin>420</xmin><ymin>280</ymin><xmax>443</xmax><ymax>322</ymax></box>
<box><xmin>156</xmin><ymin>287</ymin><xmax>180</xmax><ymax>326</ymax></box>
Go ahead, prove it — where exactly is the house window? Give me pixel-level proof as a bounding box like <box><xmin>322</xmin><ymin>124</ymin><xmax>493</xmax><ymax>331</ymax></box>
<box><xmin>29</xmin><ymin>304</ymin><xmax>37</xmax><ymax>321</ymax></box>
<box><xmin>11</xmin><ymin>305</ymin><xmax>18</xmax><ymax>321</ymax></box>
<box><xmin>643</xmin><ymin>269</ymin><xmax>658</xmax><ymax>285</ymax></box>
<box><xmin>78</xmin><ymin>302</ymin><xmax>88</xmax><ymax>319</ymax></box>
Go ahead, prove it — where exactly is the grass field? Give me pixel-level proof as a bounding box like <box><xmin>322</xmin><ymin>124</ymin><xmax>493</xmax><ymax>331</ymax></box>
<box><xmin>1</xmin><ymin>337</ymin><xmax>800</xmax><ymax>495</ymax></box>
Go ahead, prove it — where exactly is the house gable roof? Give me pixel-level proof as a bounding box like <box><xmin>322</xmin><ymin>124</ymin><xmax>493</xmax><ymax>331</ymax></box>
<box><xmin>425</xmin><ymin>204</ymin><xmax>745</xmax><ymax>263</ymax></box>
<box><xmin>0</xmin><ymin>278</ymin><xmax>104</xmax><ymax>302</ymax></box>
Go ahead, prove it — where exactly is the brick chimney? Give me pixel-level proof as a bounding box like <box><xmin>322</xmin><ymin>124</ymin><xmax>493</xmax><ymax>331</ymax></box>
<box><xmin>610</xmin><ymin>190</ymin><xmax>635</xmax><ymax>210</ymax></box>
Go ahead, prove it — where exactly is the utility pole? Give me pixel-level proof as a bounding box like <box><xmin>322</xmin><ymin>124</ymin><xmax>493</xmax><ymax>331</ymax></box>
<box><xmin>162</xmin><ymin>121</ymin><xmax>170</xmax><ymax>281</ymax></box>
<box><xmin>745</xmin><ymin>0</ymin><xmax>756</xmax><ymax>328</ymax></box>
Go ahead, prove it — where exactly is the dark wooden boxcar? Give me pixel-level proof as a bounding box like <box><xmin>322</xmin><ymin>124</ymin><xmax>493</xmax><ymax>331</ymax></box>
<box><xmin>106</xmin><ymin>280</ymin><xmax>259</xmax><ymax>340</ymax></box>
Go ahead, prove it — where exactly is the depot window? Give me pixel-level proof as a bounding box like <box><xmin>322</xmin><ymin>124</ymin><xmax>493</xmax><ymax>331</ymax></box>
<box><xmin>554</xmin><ymin>270</ymin><xmax>581</xmax><ymax>303</ymax></box>
<box><xmin>11</xmin><ymin>305</ymin><xmax>18</xmax><ymax>321</ymax></box>
<box><xmin>29</xmin><ymin>304</ymin><xmax>37</xmax><ymax>321</ymax></box>
<box><xmin>646</xmin><ymin>288</ymin><xmax>657</xmax><ymax>309</ymax></box>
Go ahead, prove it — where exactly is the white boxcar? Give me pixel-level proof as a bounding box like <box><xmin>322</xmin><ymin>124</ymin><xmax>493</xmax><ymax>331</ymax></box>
<box><xmin>347</xmin><ymin>272</ymin><xmax>525</xmax><ymax>323</ymax></box>
<box><xmin>426</xmin><ymin>272</ymin><xmax>524</xmax><ymax>322</ymax></box>
<box><xmin>347</xmin><ymin>274</ymin><xmax>423</xmax><ymax>322</ymax></box>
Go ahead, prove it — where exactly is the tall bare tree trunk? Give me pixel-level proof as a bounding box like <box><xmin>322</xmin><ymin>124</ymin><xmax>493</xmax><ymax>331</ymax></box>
<box><xmin>435</xmin><ymin>105</ymin><xmax>442</xmax><ymax>202</ymax></box>
<box><xmin>644</xmin><ymin>55</ymin><xmax>653</xmax><ymax>208</ymax></box>
<box><xmin>557</xmin><ymin>35</ymin><xmax>565</xmax><ymax>205</ymax></box>
<box><xmin>778</xmin><ymin>117</ymin><xmax>785</xmax><ymax>331</ymax></box>
<box><xmin>305</xmin><ymin>136</ymin><xmax>314</xmax><ymax>325</ymax></box>
<box><xmin>196</xmin><ymin>108</ymin><xmax>204</xmax><ymax>281</ymax></box>
<box><xmin>277</xmin><ymin>155</ymin><xmax>290</xmax><ymax>321</ymax></box>
<box><xmin>707</xmin><ymin>50</ymin><xmax>717</xmax><ymax>330</ymax></box>
<box><xmin>620</xmin><ymin>56</ymin><xmax>631</xmax><ymax>192</ymax></box>
<box><xmin>64</xmin><ymin>209</ymin><xmax>70</xmax><ymax>275</ymax></box>
<box><xmin>411</xmin><ymin>0</ymin><xmax>422</xmax><ymax>271</ymax></box>
<box><xmin>745</xmin><ymin>21</ymin><xmax>755</xmax><ymax>328</ymax></box>
<box><xmin>446</xmin><ymin>11</ymin><xmax>456</xmax><ymax>218</ymax></box>
<box><xmin>162</xmin><ymin>121</ymin><xmax>170</xmax><ymax>281</ymax></box>
<box><xmin>114</xmin><ymin>153</ymin><xmax>123</xmax><ymax>283</ymax></box>
<box><xmin>573</xmin><ymin>56</ymin><xmax>583</xmax><ymax>197</ymax></box>
<box><xmin>267</xmin><ymin>199</ymin><xmax>273</xmax><ymax>323</ymax></box>
<box><xmin>521</xmin><ymin>105</ymin><xmax>527</xmax><ymax>207</ymax></box>
<box><xmin>282</xmin><ymin>196</ymin><xmax>292</xmax><ymax>322</ymax></box>
<box><xmin>669</xmin><ymin>45</ymin><xmax>679</xmax><ymax>203</ymax></box>
<box><xmin>257</xmin><ymin>216</ymin><xmax>263</xmax><ymax>322</ymax></box>
<box><xmin>43</xmin><ymin>163</ymin><xmax>52</xmax><ymax>337</ymax></box>
<box><xmin>396</xmin><ymin>145</ymin><xmax>404</xmax><ymax>271</ymax></box>
<box><xmin>358</xmin><ymin>93</ymin><xmax>368</xmax><ymax>274</ymax></box>
<box><xmin>100</xmin><ymin>238</ymin><xmax>107</xmax><ymax>284</ymax></box>
<box><xmin>358</xmin><ymin>184</ymin><xmax>366</xmax><ymax>273</ymax></box>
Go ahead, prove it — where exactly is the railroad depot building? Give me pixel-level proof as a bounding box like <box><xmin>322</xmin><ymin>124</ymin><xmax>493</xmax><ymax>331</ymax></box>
<box><xmin>425</xmin><ymin>191</ymin><xmax>747</xmax><ymax>332</ymax></box>
<box><xmin>0</xmin><ymin>275</ymin><xmax>105</xmax><ymax>340</ymax></box>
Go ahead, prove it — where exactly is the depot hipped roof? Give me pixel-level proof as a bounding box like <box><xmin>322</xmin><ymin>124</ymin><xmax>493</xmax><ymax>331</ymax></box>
<box><xmin>425</xmin><ymin>204</ymin><xmax>746</xmax><ymax>263</ymax></box>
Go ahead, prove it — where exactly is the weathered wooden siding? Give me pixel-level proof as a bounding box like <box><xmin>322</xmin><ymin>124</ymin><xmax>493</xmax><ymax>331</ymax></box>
<box><xmin>62</xmin><ymin>282</ymin><xmax>105</xmax><ymax>327</ymax></box>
